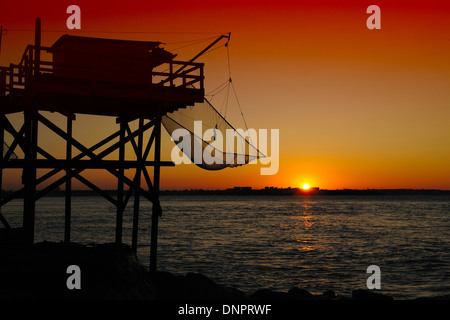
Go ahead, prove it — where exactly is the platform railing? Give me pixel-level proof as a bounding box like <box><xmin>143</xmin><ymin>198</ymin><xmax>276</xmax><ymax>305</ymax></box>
<box><xmin>0</xmin><ymin>45</ymin><xmax>204</xmax><ymax>98</ymax></box>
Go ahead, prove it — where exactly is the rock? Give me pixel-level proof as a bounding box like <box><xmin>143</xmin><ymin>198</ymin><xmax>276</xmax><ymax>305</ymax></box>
<box><xmin>150</xmin><ymin>271</ymin><xmax>248</xmax><ymax>300</ymax></box>
<box><xmin>0</xmin><ymin>227</ymin><xmax>24</xmax><ymax>245</ymax></box>
<box><xmin>250</xmin><ymin>289</ymin><xmax>292</xmax><ymax>300</ymax></box>
<box><xmin>150</xmin><ymin>271</ymin><xmax>185</xmax><ymax>299</ymax></box>
<box><xmin>352</xmin><ymin>289</ymin><xmax>394</xmax><ymax>300</ymax></box>
<box><xmin>288</xmin><ymin>287</ymin><xmax>314</xmax><ymax>299</ymax></box>
<box><xmin>181</xmin><ymin>272</ymin><xmax>229</xmax><ymax>299</ymax></box>
<box><xmin>224</xmin><ymin>286</ymin><xmax>248</xmax><ymax>300</ymax></box>
<box><xmin>323</xmin><ymin>290</ymin><xmax>336</xmax><ymax>299</ymax></box>
<box><xmin>415</xmin><ymin>294</ymin><xmax>450</xmax><ymax>300</ymax></box>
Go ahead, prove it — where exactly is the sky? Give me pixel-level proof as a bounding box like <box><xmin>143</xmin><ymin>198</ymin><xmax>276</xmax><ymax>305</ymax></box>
<box><xmin>0</xmin><ymin>0</ymin><xmax>449</xmax><ymax>190</ymax></box>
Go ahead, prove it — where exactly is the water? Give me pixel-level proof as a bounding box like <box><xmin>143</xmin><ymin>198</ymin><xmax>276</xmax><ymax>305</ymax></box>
<box><xmin>3</xmin><ymin>194</ymin><xmax>450</xmax><ymax>299</ymax></box>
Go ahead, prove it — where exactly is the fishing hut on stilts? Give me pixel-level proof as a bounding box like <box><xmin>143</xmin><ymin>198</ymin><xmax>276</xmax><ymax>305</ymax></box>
<box><xmin>0</xmin><ymin>18</ymin><xmax>233</xmax><ymax>271</ymax></box>
<box><xmin>0</xmin><ymin>18</ymin><xmax>261</xmax><ymax>271</ymax></box>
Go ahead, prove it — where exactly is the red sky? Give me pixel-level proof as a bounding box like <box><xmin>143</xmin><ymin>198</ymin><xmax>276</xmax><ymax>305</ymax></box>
<box><xmin>1</xmin><ymin>0</ymin><xmax>450</xmax><ymax>190</ymax></box>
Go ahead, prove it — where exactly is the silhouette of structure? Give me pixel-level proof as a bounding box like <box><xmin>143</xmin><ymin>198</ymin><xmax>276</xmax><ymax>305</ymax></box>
<box><xmin>0</xmin><ymin>18</ymin><xmax>221</xmax><ymax>272</ymax></box>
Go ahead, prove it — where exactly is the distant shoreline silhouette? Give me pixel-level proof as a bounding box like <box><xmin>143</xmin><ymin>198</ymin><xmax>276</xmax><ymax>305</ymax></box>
<box><xmin>2</xmin><ymin>188</ymin><xmax>449</xmax><ymax>198</ymax></box>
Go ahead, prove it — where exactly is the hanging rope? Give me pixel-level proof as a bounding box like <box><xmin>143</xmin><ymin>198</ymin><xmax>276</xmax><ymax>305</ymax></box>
<box><xmin>201</xmin><ymin>38</ymin><xmax>251</xmax><ymax>141</ymax></box>
<box><xmin>206</xmin><ymin>79</ymin><xmax>230</xmax><ymax>98</ymax></box>
<box><xmin>226</xmin><ymin>42</ymin><xmax>251</xmax><ymax>139</ymax></box>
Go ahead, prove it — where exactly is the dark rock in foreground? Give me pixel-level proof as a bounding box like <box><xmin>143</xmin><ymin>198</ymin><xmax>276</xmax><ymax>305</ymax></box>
<box><xmin>352</xmin><ymin>289</ymin><xmax>394</xmax><ymax>300</ymax></box>
<box><xmin>0</xmin><ymin>241</ymin><xmax>155</xmax><ymax>299</ymax></box>
<box><xmin>415</xmin><ymin>294</ymin><xmax>450</xmax><ymax>300</ymax></box>
<box><xmin>249</xmin><ymin>287</ymin><xmax>340</xmax><ymax>300</ymax></box>
<box><xmin>250</xmin><ymin>289</ymin><xmax>292</xmax><ymax>300</ymax></box>
<box><xmin>150</xmin><ymin>271</ymin><xmax>247</xmax><ymax>300</ymax></box>
<box><xmin>288</xmin><ymin>287</ymin><xmax>315</xmax><ymax>299</ymax></box>
<box><xmin>2</xmin><ymin>241</ymin><xmax>448</xmax><ymax>300</ymax></box>
<box><xmin>323</xmin><ymin>290</ymin><xmax>337</xmax><ymax>299</ymax></box>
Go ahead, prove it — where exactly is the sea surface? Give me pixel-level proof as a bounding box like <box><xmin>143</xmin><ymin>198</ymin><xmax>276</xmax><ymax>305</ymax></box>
<box><xmin>3</xmin><ymin>194</ymin><xmax>450</xmax><ymax>299</ymax></box>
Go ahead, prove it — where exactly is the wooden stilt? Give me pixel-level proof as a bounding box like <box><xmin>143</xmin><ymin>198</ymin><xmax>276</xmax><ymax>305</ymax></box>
<box><xmin>0</xmin><ymin>125</ymin><xmax>9</xmax><ymax>229</ymax></box>
<box><xmin>116</xmin><ymin>122</ymin><xmax>125</xmax><ymax>244</ymax></box>
<box><xmin>150</xmin><ymin>114</ymin><xmax>162</xmax><ymax>273</ymax></box>
<box><xmin>22</xmin><ymin>17</ymin><xmax>41</xmax><ymax>245</ymax></box>
<box><xmin>23</xmin><ymin>110</ymin><xmax>37</xmax><ymax>245</ymax></box>
<box><xmin>132</xmin><ymin>118</ymin><xmax>144</xmax><ymax>253</ymax></box>
<box><xmin>64</xmin><ymin>115</ymin><xmax>72</xmax><ymax>243</ymax></box>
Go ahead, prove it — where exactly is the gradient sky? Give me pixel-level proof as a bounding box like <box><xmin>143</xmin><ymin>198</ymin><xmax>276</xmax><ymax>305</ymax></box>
<box><xmin>1</xmin><ymin>0</ymin><xmax>449</xmax><ymax>190</ymax></box>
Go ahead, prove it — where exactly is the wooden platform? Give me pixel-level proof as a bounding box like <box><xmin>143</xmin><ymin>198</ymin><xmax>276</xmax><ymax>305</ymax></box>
<box><xmin>0</xmin><ymin>76</ymin><xmax>203</xmax><ymax>118</ymax></box>
<box><xmin>0</xmin><ymin>37</ymin><xmax>205</xmax><ymax>118</ymax></box>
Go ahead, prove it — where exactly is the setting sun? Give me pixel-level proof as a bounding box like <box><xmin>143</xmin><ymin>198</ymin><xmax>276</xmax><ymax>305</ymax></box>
<box><xmin>302</xmin><ymin>184</ymin><xmax>310</xmax><ymax>190</ymax></box>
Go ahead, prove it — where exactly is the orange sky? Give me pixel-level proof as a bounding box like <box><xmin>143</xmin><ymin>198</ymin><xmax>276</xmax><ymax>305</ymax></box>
<box><xmin>1</xmin><ymin>0</ymin><xmax>450</xmax><ymax>190</ymax></box>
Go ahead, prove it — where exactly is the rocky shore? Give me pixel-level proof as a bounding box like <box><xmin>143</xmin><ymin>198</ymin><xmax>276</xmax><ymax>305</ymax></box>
<box><xmin>0</xmin><ymin>242</ymin><xmax>448</xmax><ymax>300</ymax></box>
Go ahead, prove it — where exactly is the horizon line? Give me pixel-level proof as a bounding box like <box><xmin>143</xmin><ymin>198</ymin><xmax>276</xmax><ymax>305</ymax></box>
<box><xmin>3</xmin><ymin>187</ymin><xmax>449</xmax><ymax>192</ymax></box>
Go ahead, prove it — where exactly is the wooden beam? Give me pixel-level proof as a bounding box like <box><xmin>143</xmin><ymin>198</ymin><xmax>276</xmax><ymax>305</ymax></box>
<box><xmin>34</xmin><ymin>159</ymin><xmax>157</xmax><ymax>204</ymax></box>
<box><xmin>122</xmin><ymin>184</ymin><xmax>133</xmax><ymax>214</ymax></box>
<box><xmin>142</xmin><ymin>125</ymin><xmax>157</xmax><ymax>162</ymax></box>
<box><xmin>37</xmin><ymin>112</ymin><xmax>155</xmax><ymax>163</ymax></box>
<box><xmin>3</xmin><ymin>123</ymin><xmax>25</xmax><ymax>161</ymax></box>
<box><xmin>74</xmin><ymin>173</ymin><xmax>118</xmax><ymax>206</ymax></box>
<box><xmin>0</xmin><ymin>188</ymin><xmax>24</xmax><ymax>207</ymax></box>
<box><xmin>0</xmin><ymin>127</ymin><xmax>125</xmax><ymax>206</ymax></box>
<box><xmin>125</xmin><ymin>124</ymin><xmax>140</xmax><ymax>158</ymax></box>
<box><xmin>0</xmin><ymin>125</ymin><xmax>11</xmax><ymax>229</ymax></box>
<box><xmin>36</xmin><ymin>113</ymin><xmax>160</xmax><ymax>204</ymax></box>
<box><xmin>142</xmin><ymin>166</ymin><xmax>154</xmax><ymax>192</ymax></box>
<box><xmin>1</xmin><ymin>114</ymin><xmax>53</xmax><ymax>160</ymax></box>
<box><xmin>0</xmin><ymin>159</ymin><xmax>174</xmax><ymax>169</ymax></box>
<box><xmin>116</xmin><ymin>122</ymin><xmax>125</xmax><ymax>244</ymax></box>
<box><xmin>158</xmin><ymin>34</ymin><xmax>228</xmax><ymax>86</ymax></box>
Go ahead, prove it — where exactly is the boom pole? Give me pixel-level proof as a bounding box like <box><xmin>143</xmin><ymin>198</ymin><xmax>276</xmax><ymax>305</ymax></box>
<box><xmin>161</xmin><ymin>33</ymin><xmax>231</xmax><ymax>85</ymax></box>
<box><xmin>187</xmin><ymin>33</ymin><xmax>231</xmax><ymax>64</ymax></box>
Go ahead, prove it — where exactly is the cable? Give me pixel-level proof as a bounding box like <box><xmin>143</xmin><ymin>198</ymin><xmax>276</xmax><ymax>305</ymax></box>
<box><xmin>226</xmin><ymin>44</ymin><xmax>232</xmax><ymax>80</ymax></box>
<box><xmin>231</xmin><ymin>81</ymin><xmax>251</xmax><ymax>141</ymax></box>
<box><xmin>3</xmin><ymin>29</ymin><xmax>227</xmax><ymax>35</ymax></box>
<box><xmin>206</xmin><ymin>79</ymin><xmax>230</xmax><ymax>97</ymax></box>
<box><xmin>166</xmin><ymin>36</ymin><xmax>219</xmax><ymax>51</ymax></box>
<box><xmin>202</xmin><ymin>43</ymin><xmax>227</xmax><ymax>56</ymax></box>
<box><xmin>225</xmin><ymin>42</ymin><xmax>252</xmax><ymax>144</ymax></box>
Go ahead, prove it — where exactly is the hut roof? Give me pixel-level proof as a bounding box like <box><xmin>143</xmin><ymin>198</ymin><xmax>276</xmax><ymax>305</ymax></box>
<box><xmin>50</xmin><ymin>34</ymin><xmax>176</xmax><ymax>60</ymax></box>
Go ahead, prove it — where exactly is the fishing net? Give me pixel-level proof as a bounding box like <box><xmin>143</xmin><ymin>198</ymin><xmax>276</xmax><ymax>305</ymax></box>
<box><xmin>162</xmin><ymin>98</ymin><xmax>265</xmax><ymax>170</ymax></box>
